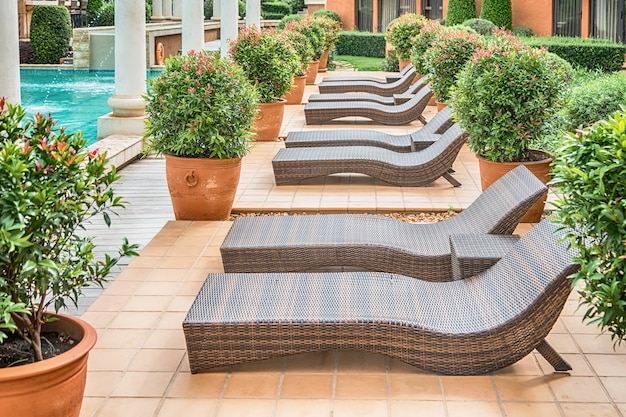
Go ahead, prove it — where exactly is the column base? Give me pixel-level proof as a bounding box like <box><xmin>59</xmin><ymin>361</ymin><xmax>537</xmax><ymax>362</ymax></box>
<box><xmin>97</xmin><ymin>113</ymin><xmax>146</xmax><ymax>139</ymax></box>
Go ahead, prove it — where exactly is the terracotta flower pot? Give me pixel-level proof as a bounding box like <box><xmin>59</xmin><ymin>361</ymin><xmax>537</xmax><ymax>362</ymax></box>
<box><xmin>318</xmin><ymin>50</ymin><xmax>329</xmax><ymax>72</ymax></box>
<box><xmin>436</xmin><ymin>100</ymin><xmax>447</xmax><ymax>112</ymax></box>
<box><xmin>0</xmin><ymin>313</ymin><xmax>97</xmax><ymax>417</ymax></box>
<box><xmin>252</xmin><ymin>100</ymin><xmax>286</xmax><ymax>141</ymax></box>
<box><xmin>476</xmin><ymin>150</ymin><xmax>553</xmax><ymax>223</ymax></box>
<box><xmin>283</xmin><ymin>75</ymin><xmax>307</xmax><ymax>105</ymax></box>
<box><xmin>164</xmin><ymin>154</ymin><xmax>242</xmax><ymax>220</ymax></box>
<box><xmin>398</xmin><ymin>58</ymin><xmax>412</xmax><ymax>71</ymax></box>
<box><xmin>306</xmin><ymin>60</ymin><xmax>320</xmax><ymax>85</ymax></box>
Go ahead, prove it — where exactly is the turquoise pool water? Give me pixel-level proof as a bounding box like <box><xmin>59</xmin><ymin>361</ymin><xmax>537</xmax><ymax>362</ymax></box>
<box><xmin>20</xmin><ymin>70</ymin><xmax>159</xmax><ymax>146</ymax></box>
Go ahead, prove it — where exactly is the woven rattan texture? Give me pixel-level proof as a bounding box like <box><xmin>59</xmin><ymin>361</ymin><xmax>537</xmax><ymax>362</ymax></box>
<box><xmin>307</xmin><ymin>80</ymin><xmax>426</xmax><ymax>105</ymax></box>
<box><xmin>319</xmin><ymin>63</ymin><xmax>414</xmax><ymax>84</ymax></box>
<box><xmin>220</xmin><ymin>166</ymin><xmax>547</xmax><ymax>281</ymax></box>
<box><xmin>318</xmin><ymin>66</ymin><xmax>417</xmax><ymax>96</ymax></box>
<box><xmin>450</xmin><ymin>234</ymin><xmax>521</xmax><ymax>280</ymax></box>
<box><xmin>187</xmin><ymin>219</ymin><xmax>579</xmax><ymax>375</ymax></box>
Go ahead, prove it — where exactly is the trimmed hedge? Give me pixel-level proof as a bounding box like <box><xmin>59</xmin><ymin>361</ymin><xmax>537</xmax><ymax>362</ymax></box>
<box><xmin>313</xmin><ymin>9</ymin><xmax>342</xmax><ymax>23</ymax></box>
<box><xmin>335</xmin><ymin>31</ymin><xmax>386</xmax><ymax>58</ymax></box>
<box><xmin>460</xmin><ymin>18</ymin><xmax>495</xmax><ymax>35</ymax></box>
<box><xmin>30</xmin><ymin>5</ymin><xmax>72</xmax><ymax>64</ymax></box>
<box><xmin>262</xmin><ymin>1</ymin><xmax>291</xmax><ymax>19</ymax></box>
<box><xmin>524</xmin><ymin>36</ymin><xmax>626</xmax><ymax>72</ymax></box>
<box><xmin>446</xmin><ymin>0</ymin><xmax>476</xmax><ymax>26</ymax></box>
<box><xmin>479</xmin><ymin>0</ymin><xmax>512</xmax><ymax>30</ymax></box>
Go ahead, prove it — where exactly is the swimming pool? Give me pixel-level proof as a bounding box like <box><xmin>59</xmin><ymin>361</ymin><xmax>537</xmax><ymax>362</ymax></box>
<box><xmin>20</xmin><ymin>69</ymin><xmax>158</xmax><ymax>146</ymax></box>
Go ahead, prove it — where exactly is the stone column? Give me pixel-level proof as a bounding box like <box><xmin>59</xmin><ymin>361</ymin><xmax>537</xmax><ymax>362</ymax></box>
<box><xmin>212</xmin><ymin>0</ymin><xmax>221</xmax><ymax>20</ymax></box>
<box><xmin>220</xmin><ymin>0</ymin><xmax>238</xmax><ymax>58</ymax></box>
<box><xmin>163</xmin><ymin>0</ymin><xmax>172</xmax><ymax>19</ymax></box>
<box><xmin>151</xmin><ymin>0</ymin><xmax>164</xmax><ymax>21</ymax></box>
<box><xmin>172</xmin><ymin>0</ymin><xmax>182</xmax><ymax>20</ymax></box>
<box><xmin>182</xmin><ymin>0</ymin><xmax>205</xmax><ymax>54</ymax></box>
<box><xmin>246</xmin><ymin>0</ymin><xmax>261</xmax><ymax>28</ymax></box>
<box><xmin>0</xmin><ymin>0</ymin><xmax>21</xmax><ymax>104</ymax></box>
<box><xmin>98</xmin><ymin>0</ymin><xmax>146</xmax><ymax>138</ymax></box>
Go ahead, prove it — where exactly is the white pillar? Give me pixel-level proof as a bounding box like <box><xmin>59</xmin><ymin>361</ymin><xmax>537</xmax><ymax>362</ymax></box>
<box><xmin>172</xmin><ymin>0</ymin><xmax>182</xmax><ymax>19</ymax></box>
<box><xmin>246</xmin><ymin>0</ymin><xmax>261</xmax><ymax>28</ymax></box>
<box><xmin>0</xmin><ymin>0</ymin><xmax>21</xmax><ymax>104</ymax></box>
<box><xmin>220</xmin><ymin>0</ymin><xmax>238</xmax><ymax>58</ymax></box>
<box><xmin>99</xmin><ymin>0</ymin><xmax>146</xmax><ymax>138</ymax></box>
<box><xmin>163</xmin><ymin>0</ymin><xmax>172</xmax><ymax>18</ymax></box>
<box><xmin>182</xmin><ymin>0</ymin><xmax>204</xmax><ymax>54</ymax></box>
<box><xmin>152</xmin><ymin>0</ymin><xmax>163</xmax><ymax>20</ymax></box>
<box><xmin>212</xmin><ymin>0</ymin><xmax>221</xmax><ymax>20</ymax></box>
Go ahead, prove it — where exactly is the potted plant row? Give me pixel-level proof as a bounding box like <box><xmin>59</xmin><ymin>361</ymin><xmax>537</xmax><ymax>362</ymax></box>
<box><xmin>281</xmin><ymin>27</ymin><xmax>314</xmax><ymax>105</ymax></box>
<box><xmin>143</xmin><ymin>49</ymin><xmax>260</xmax><ymax>220</ymax></box>
<box><xmin>386</xmin><ymin>13</ymin><xmax>429</xmax><ymax>71</ymax></box>
<box><xmin>0</xmin><ymin>98</ymin><xmax>138</xmax><ymax>416</ymax></box>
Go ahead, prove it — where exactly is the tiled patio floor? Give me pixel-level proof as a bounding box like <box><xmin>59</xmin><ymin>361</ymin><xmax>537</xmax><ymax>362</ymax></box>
<box><xmin>78</xmin><ymin>71</ymin><xmax>626</xmax><ymax>417</ymax></box>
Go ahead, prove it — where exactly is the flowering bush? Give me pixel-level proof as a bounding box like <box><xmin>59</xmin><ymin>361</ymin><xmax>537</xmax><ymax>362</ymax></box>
<box><xmin>287</xmin><ymin>17</ymin><xmax>326</xmax><ymax>60</ymax></box>
<box><xmin>312</xmin><ymin>15</ymin><xmax>342</xmax><ymax>51</ymax></box>
<box><xmin>0</xmin><ymin>98</ymin><xmax>138</xmax><ymax>362</ymax></box>
<box><xmin>449</xmin><ymin>29</ymin><xmax>574</xmax><ymax>162</ymax></box>
<box><xmin>423</xmin><ymin>28</ymin><xmax>483</xmax><ymax>102</ymax></box>
<box><xmin>144</xmin><ymin>50</ymin><xmax>259</xmax><ymax>158</ymax></box>
<box><xmin>229</xmin><ymin>26</ymin><xmax>301</xmax><ymax>103</ymax></box>
<box><xmin>282</xmin><ymin>26</ymin><xmax>314</xmax><ymax>76</ymax></box>
<box><xmin>408</xmin><ymin>18</ymin><xmax>445</xmax><ymax>74</ymax></box>
<box><xmin>386</xmin><ymin>13</ymin><xmax>429</xmax><ymax>61</ymax></box>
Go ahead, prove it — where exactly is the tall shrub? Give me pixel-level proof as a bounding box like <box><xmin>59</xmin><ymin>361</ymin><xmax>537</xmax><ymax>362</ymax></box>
<box><xmin>446</xmin><ymin>0</ymin><xmax>476</xmax><ymax>26</ymax></box>
<box><xmin>479</xmin><ymin>0</ymin><xmax>512</xmax><ymax>30</ymax></box>
<box><xmin>30</xmin><ymin>5</ymin><xmax>72</xmax><ymax>64</ymax></box>
<box><xmin>409</xmin><ymin>19</ymin><xmax>445</xmax><ymax>75</ymax></box>
<box><xmin>386</xmin><ymin>13</ymin><xmax>428</xmax><ymax>61</ymax></box>
<box><xmin>551</xmin><ymin>110</ymin><xmax>626</xmax><ymax>344</ymax></box>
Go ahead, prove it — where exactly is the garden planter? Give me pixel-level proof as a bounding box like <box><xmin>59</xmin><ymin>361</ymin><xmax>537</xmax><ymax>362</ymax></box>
<box><xmin>0</xmin><ymin>313</ymin><xmax>97</xmax><ymax>417</ymax></box>
<box><xmin>436</xmin><ymin>100</ymin><xmax>447</xmax><ymax>112</ymax></box>
<box><xmin>306</xmin><ymin>60</ymin><xmax>320</xmax><ymax>85</ymax></box>
<box><xmin>398</xmin><ymin>58</ymin><xmax>412</xmax><ymax>71</ymax></box>
<box><xmin>164</xmin><ymin>154</ymin><xmax>242</xmax><ymax>220</ymax></box>
<box><xmin>283</xmin><ymin>75</ymin><xmax>307</xmax><ymax>105</ymax></box>
<box><xmin>253</xmin><ymin>100</ymin><xmax>286</xmax><ymax>141</ymax></box>
<box><xmin>318</xmin><ymin>50</ymin><xmax>329</xmax><ymax>72</ymax></box>
<box><xmin>477</xmin><ymin>150</ymin><xmax>553</xmax><ymax>223</ymax></box>
<box><xmin>428</xmin><ymin>96</ymin><xmax>437</xmax><ymax>106</ymax></box>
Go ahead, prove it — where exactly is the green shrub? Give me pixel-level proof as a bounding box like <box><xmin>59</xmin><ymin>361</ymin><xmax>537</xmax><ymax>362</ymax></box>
<box><xmin>87</xmin><ymin>0</ymin><xmax>104</xmax><ymax>25</ymax></box>
<box><xmin>461</xmin><ymin>18</ymin><xmax>496</xmax><ymax>35</ymax></box>
<box><xmin>386</xmin><ymin>13</ymin><xmax>429</xmax><ymax>60</ymax></box>
<box><xmin>479</xmin><ymin>0</ymin><xmax>512</xmax><ymax>30</ymax></box>
<box><xmin>512</xmin><ymin>25</ymin><xmax>534</xmax><ymax>37</ymax></box>
<box><xmin>285</xmin><ymin>0</ymin><xmax>305</xmax><ymax>13</ymax></box>
<box><xmin>563</xmin><ymin>72</ymin><xmax>626</xmax><ymax>130</ymax></box>
<box><xmin>335</xmin><ymin>31</ymin><xmax>386</xmax><ymax>58</ymax></box>
<box><xmin>278</xmin><ymin>13</ymin><xmax>303</xmax><ymax>30</ymax></box>
<box><xmin>30</xmin><ymin>5</ymin><xmax>72</xmax><ymax>64</ymax></box>
<box><xmin>551</xmin><ymin>110</ymin><xmax>626</xmax><ymax>345</ymax></box>
<box><xmin>445</xmin><ymin>0</ymin><xmax>476</xmax><ymax>26</ymax></box>
<box><xmin>382</xmin><ymin>53</ymin><xmax>400</xmax><ymax>72</ymax></box>
<box><xmin>286</xmin><ymin>17</ymin><xmax>326</xmax><ymax>59</ymax></box>
<box><xmin>409</xmin><ymin>19</ymin><xmax>445</xmax><ymax>74</ymax></box>
<box><xmin>313</xmin><ymin>9</ymin><xmax>342</xmax><ymax>23</ymax></box>
<box><xmin>523</xmin><ymin>36</ymin><xmax>626</xmax><ymax>72</ymax></box>
<box><xmin>262</xmin><ymin>1</ymin><xmax>291</xmax><ymax>19</ymax></box>
<box><xmin>92</xmin><ymin>2</ymin><xmax>114</xmax><ymax>26</ymax></box>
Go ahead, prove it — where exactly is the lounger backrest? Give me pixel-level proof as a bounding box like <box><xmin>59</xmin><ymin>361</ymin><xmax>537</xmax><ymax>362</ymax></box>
<box><xmin>394</xmin><ymin>85</ymin><xmax>432</xmax><ymax>111</ymax></box>
<box><xmin>385</xmin><ymin>66</ymin><xmax>417</xmax><ymax>89</ymax></box>
<box><xmin>414</xmin><ymin>107</ymin><xmax>454</xmax><ymax>136</ymax></box>
<box><xmin>411</xmin><ymin>124</ymin><xmax>466</xmax><ymax>163</ymax></box>
<box><xmin>448</xmin><ymin>165</ymin><xmax>547</xmax><ymax>235</ymax></box>
<box><xmin>399</xmin><ymin>63</ymin><xmax>414</xmax><ymax>76</ymax></box>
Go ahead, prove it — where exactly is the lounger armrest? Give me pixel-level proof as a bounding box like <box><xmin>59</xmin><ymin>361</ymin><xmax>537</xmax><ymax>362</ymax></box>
<box><xmin>449</xmin><ymin>234</ymin><xmax>521</xmax><ymax>280</ymax></box>
<box><xmin>386</xmin><ymin>75</ymin><xmax>401</xmax><ymax>82</ymax></box>
<box><xmin>411</xmin><ymin>133</ymin><xmax>441</xmax><ymax>151</ymax></box>
<box><xmin>393</xmin><ymin>94</ymin><xmax>414</xmax><ymax>105</ymax></box>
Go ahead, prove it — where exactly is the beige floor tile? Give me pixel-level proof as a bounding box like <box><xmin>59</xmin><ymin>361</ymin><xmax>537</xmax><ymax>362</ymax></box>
<box><xmin>560</xmin><ymin>403</ymin><xmax>622</xmax><ymax>417</ymax></box>
<box><xmin>336</xmin><ymin>351</ymin><xmax>387</xmax><ymax>374</ymax></box>
<box><xmin>275</xmin><ymin>399</ymin><xmax>332</xmax><ymax>417</ymax></box>
<box><xmin>145</xmin><ymin>268</ymin><xmax>189</xmax><ymax>282</ymax></box>
<box><xmin>108</xmin><ymin>311</ymin><xmax>162</xmax><ymax>329</ymax></box>
<box><xmin>79</xmin><ymin>397</ymin><xmax>105</xmax><ymax>417</ymax></box>
<box><xmin>134</xmin><ymin>281</ymin><xmax>181</xmax><ymax>296</ymax></box>
<box><xmin>586</xmin><ymin>354</ymin><xmax>626</xmax><ymax>376</ymax></box>
<box><xmin>228</xmin><ymin>357</ymin><xmax>285</xmax><ymax>373</ymax></box>
<box><xmin>215</xmin><ymin>399</ymin><xmax>276</xmax><ymax>417</ymax></box>
<box><xmin>153</xmin><ymin>311</ymin><xmax>188</xmax><ymax>329</ymax></box>
<box><xmin>388</xmin><ymin>374</ymin><xmax>442</xmax><ymax>400</ymax></box>
<box><xmin>84</xmin><ymin>371</ymin><xmax>123</xmax><ymax>397</ymax></box>
<box><xmin>96</xmin><ymin>398</ymin><xmax>161</xmax><ymax>417</ymax></box>
<box><xmin>335</xmin><ymin>374</ymin><xmax>388</xmax><ymax>399</ymax></box>
<box><xmin>493</xmin><ymin>355</ymin><xmax>542</xmax><ymax>376</ymax></box>
<box><xmin>111</xmin><ymin>371</ymin><xmax>174</xmax><ymax>397</ymax></box>
<box><xmin>166</xmin><ymin>372</ymin><xmax>228</xmax><ymax>398</ymax></box>
<box><xmin>127</xmin><ymin>349</ymin><xmax>186</xmax><ymax>372</ymax></box>
<box><xmin>88</xmin><ymin>348</ymin><xmax>137</xmax><ymax>371</ymax></box>
<box><xmin>446</xmin><ymin>401</ymin><xmax>503</xmax><ymax>417</ymax></box>
<box><xmin>122</xmin><ymin>295</ymin><xmax>172</xmax><ymax>311</ymax></box>
<box><xmin>389</xmin><ymin>400</ymin><xmax>446</xmax><ymax>417</ymax></box>
<box><xmin>285</xmin><ymin>351</ymin><xmax>336</xmax><ymax>373</ymax></box>
<box><xmin>573</xmin><ymin>334</ymin><xmax>626</xmax><ymax>354</ymax></box>
<box><xmin>280</xmin><ymin>374</ymin><xmax>334</xmax><ymax>398</ymax></box>
<box><xmin>387</xmin><ymin>359</ymin><xmax>433</xmax><ymax>375</ymax></box>
<box><xmin>599</xmin><ymin>377</ymin><xmax>626</xmax><ymax>402</ymax></box>
<box><xmin>156</xmin><ymin>398</ymin><xmax>218</xmax><ymax>416</ymax></box>
<box><xmin>502</xmin><ymin>402</ymin><xmax>561</xmax><ymax>417</ymax></box>
<box><xmin>441</xmin><ymin>376</ymin><xmax>498</xmax><ymax>401</ymax></box>
<box><xmin>223</xmin><ymin>373</ymin><xmax>281</xmax><ymax>398</ymax></box>
<box><xmin>80</xmin><ymin>311</ymin><xmax>117</xmax><ymax>329</ymax></box>
<box><xmin>88</xmin><ymin>294</ymin><xmax>131</xmax><ymax>312</ymax></box>
<box><xmin>142</xmin><ymin>329</ymin><xmax>187</xmax><ymax>349</ymax></box>
<box><xmin>546</xmin><ymin>374</ymin><xmax>610</xmax><ymax>402</ymax></box>
<box><xmin>494</xmin><ymin>376</ymin><xmax>555</xmax><ymax>402</ymax></box>
<box><xmin>333</xmin><ymin>399</ymin><xmax>389</xmax><ymax>417</ymax></box>
<box><xmin>536</xmin><ymin>353</ymin><xmax>594</xmax><ymax>376</ymax></box>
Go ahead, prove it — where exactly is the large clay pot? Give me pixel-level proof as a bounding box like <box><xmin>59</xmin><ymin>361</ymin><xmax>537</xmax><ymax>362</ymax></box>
<box><xmin>283</xmin><ymin>75</ymin><xmax>307</xmax><ymax>105</ymax></box>
<box><xmin>436</xmin><ymin>100</ymin><xmax>447</xmax><ymax>112</ymax></box>
<box><xmin>318</xmin><ymin>50</ymin><xmax>329</xmax><ymax>72</ymax></box>
<box><xmin>306</xmin><ymin>60</ymin><xmax>320</xmax><ymax>85</ymax></box>
<box><xmin>164</xmin><ymin>154</ymin><xmax>242</xmax><ymax>220</ymax></box>
<box><xmin>477</xmin><ymin>149</ymin><xmax>553</xmax><ymax>223</ymax></box>
<box><xmin>0</xmin><ymin>313</ymin><xmax>97</xmax><ymax>417</ymax></box>
<box><xmin>398</xmin><ymin>58</ymin><xmax>412</xmax><ymax>71</ymax></box>
<box><xmin>252</xmin><ymin>100</ymin><xmax>286</xmax><ymax>141</ymax></box>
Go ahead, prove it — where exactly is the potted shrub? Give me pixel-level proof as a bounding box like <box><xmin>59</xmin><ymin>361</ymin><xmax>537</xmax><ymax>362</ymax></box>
<box><xmin>386</xmin><ymin>13</ymin><xmax>428</xmax><ymax>70</ymax></box>
<box><xmin>409</xmin><ymin>18</ymin><xmax>445</xmax><ymax>77</ymax></box>
<box><xmin>282</xmin><ymin>27</ymin><xmax>314</xmax><ymax>104</ymax></box>
<box><xmin>230</xmin><ymin>26</ymin><xmax>300</xmax><ymax>140</ymax></box>
<box><xmin>448</xmin><ymin>29</ymin><xmax>573</xmax><ymax>221</ymax></box>
<box><xmin>311</xmin><ymin>13</ymin><xmax>342</xmax><ymax>72</ymax></box>
<box><xmin>422</xmin><ymin>28</ymin><xmax>483</xmax><ymax>108</ymax></box>
<box><xmin>551</xmin><ymin>110</ymin><xmax>626</xmax><ymax>345</ymax></box>
<box><xmin>0</xmin><ymin>98</ymin><xmax>138</xmax><ymax>417</ymax></box>
<box><xmin>288</xmin><ymin>17</ymin><xmax>326</xmax><ymax>84</ymax></box>
<box><xmin>143</xmin><ymin>50</ymin><xmax>259</xmax><ymax>219</ymax></box>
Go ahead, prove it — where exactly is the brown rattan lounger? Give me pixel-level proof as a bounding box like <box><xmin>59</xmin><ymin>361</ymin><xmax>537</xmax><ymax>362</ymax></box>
<box><xmin>307</xmin><ymin>77</ymin><xmax>427</xmax><ymax>105</ymax></box>
<box><xmin>285</xmin><ymin>106</ymin><xmax>454</xmax><ymax>152</ymax></box>
<box><xmin>318</xmin><ymin>65</ymin><xmax>417</xmax><ymax>96</ymax></box>
<box><xmin>220</xmin><ymin>166</ymin><xmax>547</xmax><ymax>281</ymax></box>
<box><xmin>272</xmin><ymin>124</ymin><xmax>466</xmax><ymax>186</ymax></box>
<box><xmin>319</xmin><ymin>63</ymin><xmax>414</xmax><ymax>84</ymax></box>
<box><xmin>187</xmin><ymin>219</ymin><xmax>578</xmax><ymax>375</ymax></box>
<box><xmin>304</xmin><ymin>85</ymin><xmax>433</xmax><ymax>125</ymax></box>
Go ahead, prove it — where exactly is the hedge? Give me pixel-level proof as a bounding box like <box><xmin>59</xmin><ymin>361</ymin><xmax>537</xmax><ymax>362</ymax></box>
<box><xmin>335</xmin><ymin>31</ymin><xmax>386</xmax><ymax>58</ymax></box>
<box><xmin>479</xmin><ymin>0</ymin><xmax>512</xmax><ymax>30</ymax></box>
<box><xmin>30</xmin><ymin>5</ymin><xmax>72</xmax><ymax>64</ymax></box>
<box><xmin>524</xmin><ymin>36</ymin><xmax>626</xmax><ymax>72</ymax></box>
<box><xmin>446</xmin><ymin>0</ymin><xmax>476</xmax><ymax>26</ymax></box>
<box><xmin>262</xmin><ymin>1</ymin><xmax>291</xmax><ymax>19</ymax></box>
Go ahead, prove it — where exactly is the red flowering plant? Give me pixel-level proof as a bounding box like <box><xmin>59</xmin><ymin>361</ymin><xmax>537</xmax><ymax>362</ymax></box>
<box><xmin>144</xmin><ymin>49</ymin><xmax>259</xmax><ymax>158</ymax></box>
<box><xmin>448</xmin><ymin>28</ymin><xmax>574</xmax><ymax>162</ymax></box>
<box><xmin>408</xmin><ymin>18</ymin><xmax>445</xmax><ymax>74</ymax></box>
<box><xmin>386</xmin><ymin>13</ymin><xmax>429</xmax><ymax>61</ymax></box>
<box><xmin>0</xmin><ymin>98</ymin><xmax>138</xmax><ymax>363</ymax></box>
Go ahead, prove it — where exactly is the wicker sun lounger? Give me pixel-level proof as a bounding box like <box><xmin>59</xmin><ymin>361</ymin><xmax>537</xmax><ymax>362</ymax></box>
<box><xmin>320</xmin><ymin>63</ymin><xmax>414</xmax><ymax>84</ymax></box>
<box><xmin>220</xmin><ymin>165</ymin><xmax>547</xmax><ymax>281</ymax></box>
<box><xmin>307</xmin><ymin>77</ymin><xmax>427</xmax><ymax>105</ymax></box>
<box><xmin>187</xmin><ymin>219</ymin><xmax>578</xmax><ymax>375</ymax></box>
<box><xmin>272</xmin><ymin>124</ymin><xmax>466</xmax><ymax>186</ymax></box>
<box><xmin>304</xmin><ymin>85</ymin><xmax>433</xmax><ymax>125</ymax></box>
<box><xmin>318</xmin><ymin>65</ymin><xmax>417</xmax><ymax>96</ymax></box>
<box><xmin>285</xmin><ymin>106</ymin><xmax>454</xmax><ymax>153</ymax></box>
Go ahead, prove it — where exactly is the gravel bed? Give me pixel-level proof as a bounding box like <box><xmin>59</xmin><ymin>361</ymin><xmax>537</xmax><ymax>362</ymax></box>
<box><xmin>230</xmin><ymin>211</ymin><xmax>457</xmax><ymax>224</ymax></box>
